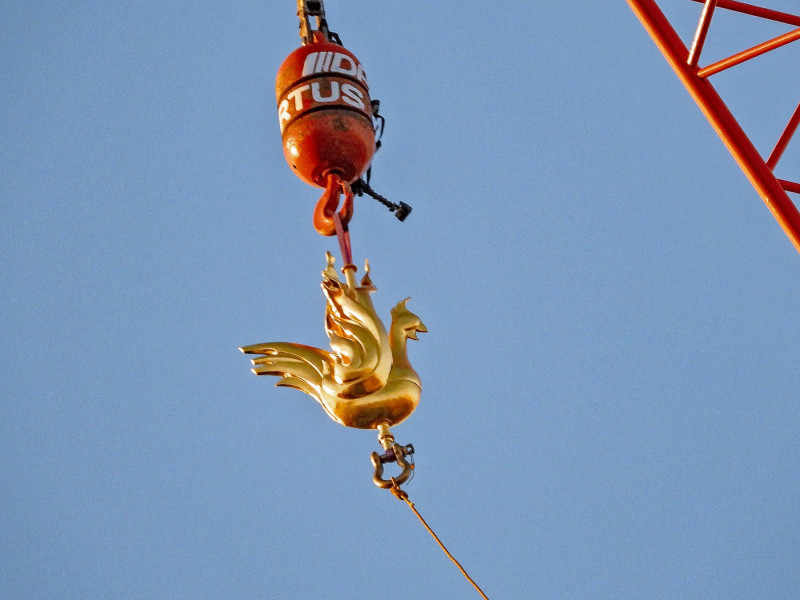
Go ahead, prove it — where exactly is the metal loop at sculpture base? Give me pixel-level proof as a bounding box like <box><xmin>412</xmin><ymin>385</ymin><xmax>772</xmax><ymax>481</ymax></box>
<box><xmin>371</xmin><ymin>445</ymin><xmax>414</xmax><ymax>489</ymax></box>
<box><xmin>371</xmin><ymin>422</ymin><xmax>414</xmax><ymax>489</ymax></box>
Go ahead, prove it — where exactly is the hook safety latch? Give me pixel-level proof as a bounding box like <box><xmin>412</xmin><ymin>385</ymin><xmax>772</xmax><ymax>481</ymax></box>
<box><xmin>371</xmin><ymin>443</ymin><xmax>414</xmax><ymax>489</ymax></box>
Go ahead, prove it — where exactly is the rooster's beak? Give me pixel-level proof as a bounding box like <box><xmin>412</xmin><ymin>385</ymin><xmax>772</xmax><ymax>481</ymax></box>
<box><xmin>408</xmin><ymin>322</ymin><xmax>428</xmax><ymax>340</ymax></box>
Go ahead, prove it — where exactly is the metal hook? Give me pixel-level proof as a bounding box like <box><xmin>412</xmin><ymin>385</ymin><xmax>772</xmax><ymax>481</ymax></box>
<box><xmin>313</xmin><ymin>171</ymin><xmax>354</xmax><ymax>236</ymax></box>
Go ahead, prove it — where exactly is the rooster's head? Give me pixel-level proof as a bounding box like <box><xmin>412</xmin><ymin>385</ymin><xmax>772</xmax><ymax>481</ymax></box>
<box><xmin>390</xmin><ymin>298</ymin><xmax>427</xmax><ymax>340</ymax></box>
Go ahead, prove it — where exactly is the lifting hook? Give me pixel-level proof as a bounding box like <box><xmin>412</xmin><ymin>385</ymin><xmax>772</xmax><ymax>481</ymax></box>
<box><xmin>314</xmin><ymin>171</ymin><xmax>354</xmax><ymax>236</ymax></box>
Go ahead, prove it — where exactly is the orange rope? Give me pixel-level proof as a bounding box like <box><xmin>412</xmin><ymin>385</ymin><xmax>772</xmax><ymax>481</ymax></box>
<box><xmin>390</xmin><ymin>481</ymin><xmax>491</xmax><ymax>600</ymax></box>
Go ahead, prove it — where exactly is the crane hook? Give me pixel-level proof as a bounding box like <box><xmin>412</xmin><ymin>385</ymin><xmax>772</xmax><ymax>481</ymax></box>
<box><xmin>313</xmin><ymin>171</ymin><xmax>354</xmax><ymax>236</ymax></box>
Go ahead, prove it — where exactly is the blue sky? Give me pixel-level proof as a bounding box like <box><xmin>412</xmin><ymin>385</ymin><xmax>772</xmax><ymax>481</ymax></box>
<box><xmin>2</xmin><ymin>2</ymin><xmax>799</xmax><ymax>598</ymax></box>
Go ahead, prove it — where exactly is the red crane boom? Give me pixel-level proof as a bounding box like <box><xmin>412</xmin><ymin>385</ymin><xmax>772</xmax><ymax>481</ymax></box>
<box><xmin>627</xmin><ymin>0</ymin><xmax>800</xmax><ymax>253</ymax></box>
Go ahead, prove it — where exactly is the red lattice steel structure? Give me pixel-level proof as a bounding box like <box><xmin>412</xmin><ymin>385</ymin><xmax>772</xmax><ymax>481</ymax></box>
<box><xmin>627</xmin><ymin>0</ymin><xmax>800</xmax><ymax>253</ymax></box>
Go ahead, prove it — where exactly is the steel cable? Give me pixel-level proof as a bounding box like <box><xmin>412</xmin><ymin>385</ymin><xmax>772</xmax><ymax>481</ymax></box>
<box><xmin>390</xmin><ymin>481</ymin><xmax>491</xmax><ymax>600</ymax></box>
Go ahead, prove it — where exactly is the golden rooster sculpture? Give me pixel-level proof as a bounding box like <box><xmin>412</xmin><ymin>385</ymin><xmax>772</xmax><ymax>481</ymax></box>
<box><xmin>240</xmin><ymin>252</ymin><xmax>426</xmax><ymax>429</ymax></box>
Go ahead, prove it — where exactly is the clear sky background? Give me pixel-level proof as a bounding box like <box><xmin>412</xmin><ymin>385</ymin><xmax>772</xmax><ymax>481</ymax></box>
<box><xmin>3</xmin><ymin>1</ymin><xmax>799</xmax><ymax>599</ymax></box>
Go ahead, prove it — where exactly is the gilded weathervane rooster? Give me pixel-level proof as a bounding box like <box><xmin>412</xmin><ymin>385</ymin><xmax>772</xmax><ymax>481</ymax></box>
<box><xmin>240</xmin><ymin>252</ymin><xmax>426</xmax><ymax>429</ymax></box>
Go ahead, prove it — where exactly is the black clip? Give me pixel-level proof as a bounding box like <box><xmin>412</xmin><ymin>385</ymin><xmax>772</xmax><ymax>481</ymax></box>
<box><xmin>351</xmin><ymin>179</ymin><xmax>412</xmax><ymax>223</ymax></box>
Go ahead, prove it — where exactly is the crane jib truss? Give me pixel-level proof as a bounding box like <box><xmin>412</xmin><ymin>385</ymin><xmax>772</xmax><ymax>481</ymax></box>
<box><xmin>627</xmin><ymin>0</ymin><xmax>800</xmax><ymax>253</ymax></box>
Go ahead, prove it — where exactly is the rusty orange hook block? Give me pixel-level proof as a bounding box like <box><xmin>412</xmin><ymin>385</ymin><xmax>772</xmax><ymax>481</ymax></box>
<box><xmin>314</xmin><ymin>171</ymin><xmax>354</xmax><ymax>236</ymax></box>
<box><xmin>275</xmin><ymin>30</ymin><xmax>376</xmax><ymax>237</ymax></box>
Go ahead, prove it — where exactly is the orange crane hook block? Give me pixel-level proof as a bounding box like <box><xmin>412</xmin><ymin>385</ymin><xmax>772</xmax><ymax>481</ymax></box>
<box><xmin>276</xmin><ymin>29</ymin><xmax>376</xmax><ymax>236</ymax></box>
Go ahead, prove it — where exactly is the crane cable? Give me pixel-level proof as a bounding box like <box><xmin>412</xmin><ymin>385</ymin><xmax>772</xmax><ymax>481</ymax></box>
<box><xmin>389</xmin><ymin>480</ymin><xmax>491</xmax><ymax>600</ymax></box>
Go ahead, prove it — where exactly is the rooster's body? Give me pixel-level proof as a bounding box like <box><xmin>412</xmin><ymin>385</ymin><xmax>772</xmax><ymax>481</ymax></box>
<box><xmin>240</xmin><ymin>253</ymin><xmax>426</xmax><ymax>429</ymax></box>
